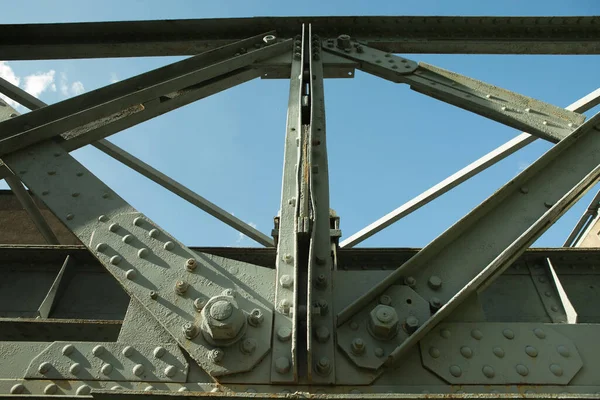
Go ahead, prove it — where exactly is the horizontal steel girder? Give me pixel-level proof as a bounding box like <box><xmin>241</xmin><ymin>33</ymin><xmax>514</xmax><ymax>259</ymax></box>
<box><xmin>0</xmin><ymin>16</ymin><xmax>599</xmax><ymax>60</ymax></box>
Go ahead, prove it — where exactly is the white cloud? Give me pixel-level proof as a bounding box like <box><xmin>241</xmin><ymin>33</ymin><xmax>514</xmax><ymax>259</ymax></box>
<box><xmin>71</xmin><ymin>81</ymin><xmax>84</xmax><ymax>95</ymax></box>
<box><xmin>236</xmin><ymin>222</ymin><xmax>258</xmax><ymax>244</ymax></box>
<box><xmin>110</xmin><ymin>72</ymin><xmax>119</xmax><ymax>84</ymax></box>
<box><xmin>23</xmin><ymin>70</ymin><xmax>56</xmax><ymax>98</ymax></box>
<box><xmin>0</xmin><ymin>62</ymin><xmax>57</xmax><ymax>109</ymax></box>
<box><xmin>60</xmin><ymin>72</ymin><xmax>69</xmax><ymax>96</ymax></box>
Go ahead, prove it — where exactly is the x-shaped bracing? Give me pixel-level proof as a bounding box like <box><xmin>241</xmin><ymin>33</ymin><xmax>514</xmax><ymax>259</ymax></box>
<box><xmin>0</xmin><ymin>28</ymin><xmax>599</xmax><ymax>385</ymax></box>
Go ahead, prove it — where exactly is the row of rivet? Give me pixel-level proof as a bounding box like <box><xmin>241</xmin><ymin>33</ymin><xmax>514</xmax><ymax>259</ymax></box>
<box><xmin>36</xmin><ymin>344</ymin><xmax>177</xmax><ymax>378</ymax></box>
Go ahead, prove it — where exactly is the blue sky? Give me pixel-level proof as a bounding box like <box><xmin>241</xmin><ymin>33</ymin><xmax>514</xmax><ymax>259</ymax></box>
<box><xmin>1</xmin><ymin>1</ymin><xmax>599</xmax><ymax>248</ymax></box>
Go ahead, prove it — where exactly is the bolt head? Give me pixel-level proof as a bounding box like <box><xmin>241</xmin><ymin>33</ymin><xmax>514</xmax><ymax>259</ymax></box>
<box><xmin>279</xmin><ymin>274</ymin><xmax>293</xmax><ymax>288</ymax></box>
<box><xmin>315</xmin><ymin>326</ymin><xmax>331</xmax><ymax>343</ymax></box>
<box><xmin>379</xmin><ymin>294</ymin><xmax>392</xmax><ymax>305</ymax></box>
<box><xmin>277</xmin><ymin>326</ymin><xmax>292</xmax><ymax>342</ymax></box>
<box><xmin>200</xmin><ymin>295</ymin><xmax>247</xmax><ymax>344</ymax></box>
<box><xmin>182</xmin><ymin>322</ymin><xmax>199</xmax><ymax>339</ymax></box>
<box><xmin>368</xmin><ymin>305</ymin><xmax>399</xmax><ymax>340</ymax></box>
<box><xmin>428</xmin><ymin>276</ymin><xmax>443</xmax><ymax>290</ymax></box>
<box><xmin>351</xmin><ymin>338</ymin><xmax>366</xmax><ymax>355</ymax></box>
<box><xmin>247</xmin><ymin>308</ymin><xmax>264</xmax><ymax>327</ymax></box>
<box><xmin>185</xmin><ymin>258</ymin><xmax>197</xmax><ymax>271</ymax></box>
<box><xmin>153</xmin><ymin>346</ymin><xmax>166</xmax><ymax>358</ymax></box>
<box><xmin>209</xmin><ymin>348</ymin><xmax>225</xmax><ymax>364</ymax></box>
<box><xmin>92</xmin><ymin>345</ymin><xmax>105</xmax><ymax>356</ymax></box>
<box><xmin>38</xmin><ymin>362</ymin><xmax>52</xmax><ymax>374</ymax></box>
<box><xmin>275</xmin><ymin>356</ymin><xmax>291</xmax><ymax>374</ymax></box>
<box><xmin>405</xmin><ymin>316</ymin><xmax>419</xmax><ymax>334</ymax></box>
<box><xmin>315</xmin><ymin>356</ymin><xmax>332</xmax><ymax>376</ymax></box>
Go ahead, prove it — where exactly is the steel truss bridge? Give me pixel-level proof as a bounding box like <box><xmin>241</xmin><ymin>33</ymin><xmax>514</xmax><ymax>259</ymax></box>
<box><xmin>1</xmin><ymin>15</ymin><xmax>600</xmax><ymax>399</ymax></box>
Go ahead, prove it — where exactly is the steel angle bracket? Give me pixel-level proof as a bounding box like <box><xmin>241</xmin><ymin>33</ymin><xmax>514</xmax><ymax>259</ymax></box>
<box><xmin>2</xmin><ymin>140</ymin><xmax>273</xmax><ymax>381</ymax></box>
<box><xmin>323</xmin><ymin>39</ymin><xmax>585</xmax><ymax>143</ymax></box>
<box><xmin>25</xmin><ymin>342</ymin><xmax>188</xmax><ymax>383</ymax></box>
<box><xmin>334</xmin><ymin>112</ymin><xmax>600</xmax><ymax>378</ymax></box>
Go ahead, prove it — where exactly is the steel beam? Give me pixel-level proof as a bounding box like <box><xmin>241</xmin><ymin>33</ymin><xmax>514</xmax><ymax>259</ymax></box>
<box><xmin>337</xmin><ymin>111</ymin><xmax>600</xmax><ymax>370</ymax></box>
<box><xmin>563</xmin><ymin>190</ymin><xmax>600</xmax><ymax>247</ymax></box>
<box><xmin>324</xmin><ymin>42</ymin><xmax>585</xmax><ymax>143</ymax></box>
<box><xmin>0</xmin><ymin>16</ymin><xmax>599</xmax><ymax>60</ymax></box>
<box><xmin>306</xmin><ymin>27</ymin><xmax>335</xmax><ymax>384</ymax></box>
<box><xmin>0</xmin><ymin>34</ymin><xmax>291</xmax><ymax>156</ymax></box>
<box><xmin>270</xmin><ymin>27</ymin><xmax>305</xmax><ymax>384</ymax></box>
<box><xmin>342</xmin><ymin>87</ymin><xmax>600</xmax><ymax>248</ymax></box>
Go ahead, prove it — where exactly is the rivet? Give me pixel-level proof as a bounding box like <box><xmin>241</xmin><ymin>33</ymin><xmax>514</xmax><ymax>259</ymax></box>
<box><xmin>101</xmin><ymin>363</ymin><xmax>113</xmax><ymax>375</ymax></box>
<box><xmin>544</xmin><ymin>291</ymin><xmax>552</xmax><ymax>297</ymax></box>
<box><xmin>76</xmin><ymin>385</ymin><xmax>91</xmax><ymax>395</ymax></box>
<box><xmin>516</xmin><ymin>364</ymin><xmax>529</xmax><ymax>376</ymax></box>
<box><xmin>544</xmin><ymin>201</ymin><xmax>554</xmax><ymax>208</ymax></box>
<box><xmin>550</xmin><ymin>363</ymin><xmax>564</xmax><ymax>376</ymax></box>
<box><xmin>10</xmin><ymin>384</ymin><xmax>25</xmax><ymax>394</ymax></box>
<box><xmin>277</xmin><ymin>327</ymin><xmax>292</xmax><ymax>342</ymax></box>
<box><xmin>460</xmin><ymin>346</ymin><xmax>473</xmax><ymax>358</ymax></box>
<box><xmin>185</xmin><ymin>258</ymin><xmax>197</xmax><ymax>271</ymax></box>
<box><xmin>133</xmin><ymin>217</ymin><xmax>143</xmax><ymax>226</ymax></box>
<box><xmin>275</xmin><ymin>356</ymin><xmax>291</xmax><ymax>374</ymax></box>
<box><xmin>164</xmin><ymin>241</ymin><xmax>175</xmax><ymax>250</ymax></box>
<box><xmin>38</xmin><ymin>361</ymin><xmax>52</xmax><ymax>374</ymax></box>
<box><xmin>70</xmin><ymin>363</ymin><xmax>81</xmax><ymax>374</ymax></box>
<box><xmin>551</xmin><ymin>305</ymin><xmax>559</xmax><ymax>312</ymax></box>
<box><xmin>440</xmin><ymin>328</ymin><xmax>451</xmax><ymax>339</ymax></box>
<box><xmin>125</xmin><ymin>269</ymin><xmax>136</xmax><ymax>280</ymax></box>
<box><xmin>428</xmin><ymin>275</ymin><xmax>442</xmax><ymax>290</ymax></box>
<box><xmin>429</xmin><ymin>347</ymin><xmax>441</xmax><ymax>358</ymax></box>
<box><xmin>449</xmin><ymin>365</ymin><xmax>462</xmax><ymax>377</ymax></box>
<box><xmin>72</xmin><ymin>192</ymin><xmax>80</xmax><ymax>197</ymax></box>
<box><xmin>153</xmin><ymin>346</ymin><xmax>166</xmax><ymax>358</ymax></box>
<box><xmin>47</xmin><ymin>171</ymin><xmax>56</xmax><ymax>175</ymax></box>
<box><xmin>76</xmin><ymin>172</ymin><xmax>84</xmax><ymax>177</ymax></box>
<box><xmin>110</xmin><ymin>255</ymin><xmax>122</xmax><ymax>265</ymax></box>
<box><xmin>283</xmin><ymin>254</ymin><xmax>293</xmax><ymax>263</ymax></box>
<box><xmin>66</xmin><ymin>213</ymin><xmax>74</xmax><ymax>220</ymax></box>
<box><xmin>133</xmin><ymin>247</ymin><xmax>148</xmax><ymax>258</ymax></box>
<box><xmin>149</xmin><ymin>228</ymin><xmax>160</xmax><ymax>238</ymax></box>
<box><xmin>482</xmin><ymin>365</ymin><xmax>495</xmax><ymax>378</ymax></box>
<box><xmin>240</xmin><ymin>338</ymin><xmax>257</xmax><ymax>354</ymax></box>
<box><xmin>493</xmin><ymin>347</ymin><xmax>505</xmax><ymax>358</ymax></box>
<box><xmin>533</xmin><ymin>328</ymin><xmax>546</xmax><ymax>339</ymax></box>
<box><xmin>109</xmin><ymin>223</ymin><xmax>120</xmax><ymax>232</ymax></box>
<box><xmin>280</xmin><ymin>274</ymin><xmax>294</xmax><ymax>288</ymax></box>
<box><xmin>525</xmin><ymin>345</ymin><xmax>538</xmax><ymax>357</ymax></box>
<box><xmin>98</xmin><ymin>215</ymin><xmax>108</xmax><ymax>222</ymax></box>
<box><xmin>471</xmin><ymin>329</ymin><xmax>483</xmax><ymax>340</ymax></box>
<box><xmin>350</xmin><ymin>321</ymin><xmax>359</xmax><ymax>330</ymax></box>
<box><xmin>44</xmin><ymin>383</ymin><xmax>58</xmax><ymax>395</ymax></box>
<box><xmin>502</xmin><ymin>328</ymin><xmax>515</xmax><ymax>339</ymax></box>
<box><xmin>122</xmin><ymin>346</ymin><xmax>134</xmax><ymax>357</ymax></box>
<box><xmin>538</xmin><ymin>276</ymin><xmax>547</xmax><ymax>283</ymax></box>
<box><xmin>92</xmin><ymin>345</ymin><xmax>105</xmax><ymax>356</ymax></box>
<box><xmin>520</xmin><ymin>186</ymin><xmax>529</xmax><ymax>194</ymax></box>
<box><xmin>557</xmin><ymin>345</ymin><xmax>570</xmax><ymax>357</ymax></box>
<box><xmin>42</xmin><ymin>190</ymin><xmax>49</xmax><ymax>196</ymax></box>
<box><xmin>209</xmin><ymin>348</ymin><xmax>225</xmax><ymax>364</ymax></box>
<box><xmin>133</xmin><ymin>364</ymin><xmax>145</xmax><ymax>376</ymax></box>
<box><xmin>315</xmin><ymin>356</ymin><xmax>331</xmax><ymax>376</ymax></box>
<box><xmin>62</xmin><ymin>344</ymin><xmax>74</xmax><ymax>355</ymax></box>
<box><xmin>164</xmin><ymin>365</ymin><xmax>177</xmax><ymax>377</ymax></box>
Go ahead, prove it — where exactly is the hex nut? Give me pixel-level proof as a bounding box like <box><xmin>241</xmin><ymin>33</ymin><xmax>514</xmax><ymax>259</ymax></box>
<box><xmin>351</xmin><ymin>338</ymin><xmax>366</xmax><ymax>355</ymax></box>
<box><xmin>315</xmin><ymin>356</ymin><xmax>332</xmax><ymax>376</ymax></box>
<box><xmin>185</xmin><ymin>258</ymin><xmax>197</xmax><ymax>271</ymax></box>
<box><xmin>247</xmin><ymin>308</ymin><xmax>264</xmax><ymax>327</ymax></box>
<box><xmin>200</xmin><ymin>295</ymin><xmax>247</xmax><ymax>346</ymax></box>
<box><xmin>182</xmin><ymin>322</ymin><xmax>199</xmax><ymax>339</ymax></box>
<box><xmin>336</xmin><ymin>34</ymin><xmax>352</xmax><ymax>50</ymax></box>
<box><xmin>368</xmin><ymin>305</ymin><xmax>399</xmax><ymax>340</ymax></box>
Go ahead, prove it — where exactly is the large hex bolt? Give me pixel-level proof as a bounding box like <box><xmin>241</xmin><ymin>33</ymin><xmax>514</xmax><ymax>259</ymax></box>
<box><xmin>336</xmin><ymin>34</ymin><xmax>352</xmax><ymax>50</ymax></box>
<box><xmin>368</xmin><ymin>305</ymin><xmax>399</xmax><ymax>340</ymax></box>
<box><xmin>200</xmin><ymin>295</ymin><xmax>247</xmax><ymax>346</ymax></box>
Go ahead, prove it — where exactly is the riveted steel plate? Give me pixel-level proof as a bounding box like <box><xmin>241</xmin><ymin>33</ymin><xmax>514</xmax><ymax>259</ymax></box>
<box><xmin>24</xmin><ymin>342</ymin><xmax>187</xmax><ymax>382</ymax></box>
<box><xmin>3</xmin><ymin>141</ymin><xmax>273</xmax><ymax>379</ymax></box>
<box><xmin>420</xmin><ymin>323</ymin><xmax>582</xmax><ymax>385</ymax></box>
<box><xmin>337</xmin><ymin>285</ymin><xmax>429</xmax><ymax>370</ymax></box>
